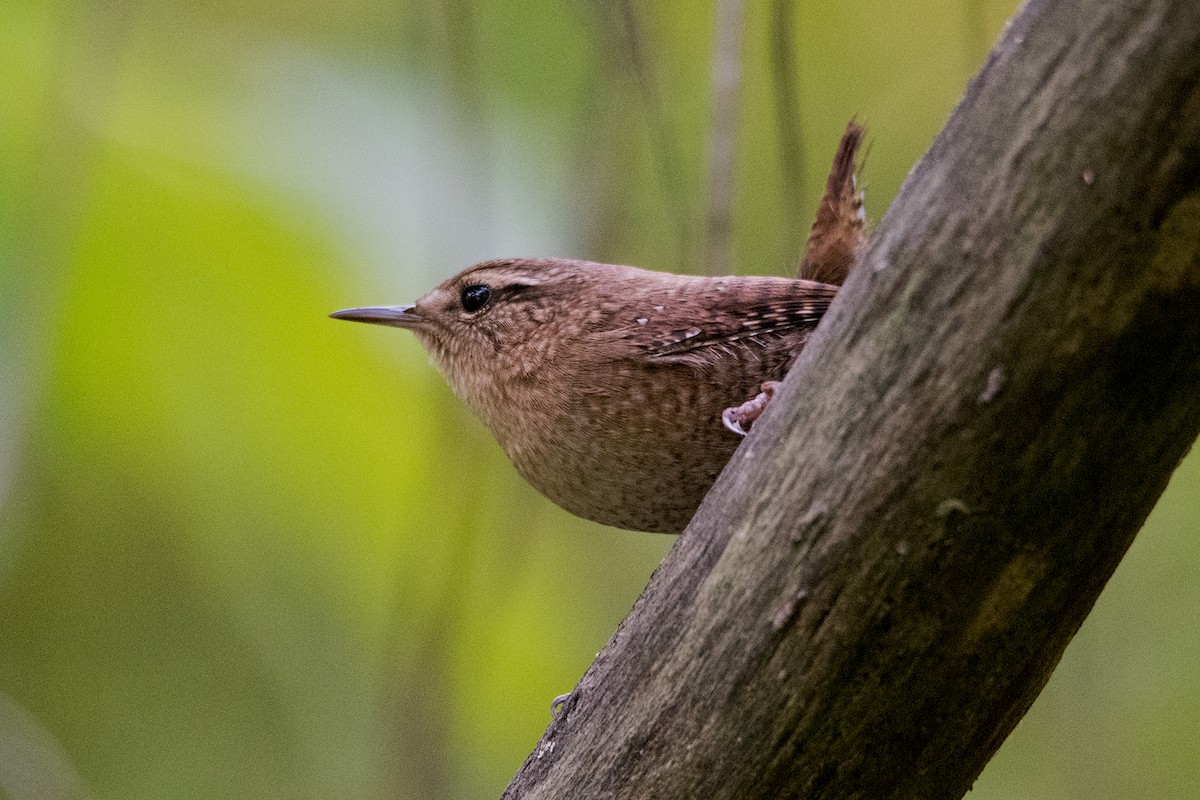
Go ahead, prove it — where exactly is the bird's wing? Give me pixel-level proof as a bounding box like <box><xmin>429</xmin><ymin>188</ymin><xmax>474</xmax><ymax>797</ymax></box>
<box><xmin>596</xmin><ymin>279</ymin><xmax>839</xmax><ymax>370</ymax></box>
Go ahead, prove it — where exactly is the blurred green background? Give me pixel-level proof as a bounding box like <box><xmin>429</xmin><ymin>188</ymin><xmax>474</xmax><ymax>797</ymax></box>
<box><xmin>1</xmin><ymin>1</ymin><xmax>1196</xmax><ymax>798</ymax></box>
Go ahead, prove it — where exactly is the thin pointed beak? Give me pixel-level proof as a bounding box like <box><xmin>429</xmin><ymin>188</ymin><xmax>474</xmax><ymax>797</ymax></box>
<box><xmin>329</xmin><ymin>305</ymin><xmax>423</xmax><ymax>328</ymax></box>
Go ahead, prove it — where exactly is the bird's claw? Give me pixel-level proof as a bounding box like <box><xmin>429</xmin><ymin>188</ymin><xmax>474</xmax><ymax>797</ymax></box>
<box><xmin>721</xmin><ymin>408</ymin><xmax>749</xmax><ymax>436</ymax></box>
<box><xmin>550</xmin><ymin>692</ymin><xmax>571</xmax><ymax>720</ymax></box>
<box><xmin>721</xmin><ymin>382</ymin><xmax>782</xmax><ymax>437</ymax></box>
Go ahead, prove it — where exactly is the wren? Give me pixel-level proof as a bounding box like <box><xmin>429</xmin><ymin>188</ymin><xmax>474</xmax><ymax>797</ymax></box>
<box><xmin>332</xmin><ymin>121</ymin><xmax>865</xmax><ymax>533</ymax></box>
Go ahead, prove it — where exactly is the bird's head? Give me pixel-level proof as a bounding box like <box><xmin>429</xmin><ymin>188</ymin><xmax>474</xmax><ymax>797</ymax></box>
<box><xmin>331</xmin><ymin>258</ymin><xmax>636</xmax><ymax>414</ymax></box>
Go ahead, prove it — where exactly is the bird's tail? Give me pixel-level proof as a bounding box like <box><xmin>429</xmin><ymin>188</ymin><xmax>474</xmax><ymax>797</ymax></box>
<box><xmin>798</xmin><ymin>119</ymin><xmax>867</xmax><ymax>286</ymax></box>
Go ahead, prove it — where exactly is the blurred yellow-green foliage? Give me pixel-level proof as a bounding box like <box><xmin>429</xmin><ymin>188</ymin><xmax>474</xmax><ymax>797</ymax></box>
<box><xmin>1</xmin><ymin>1</ymin><xmax>1197</xmax><ymax>798</ymax></box>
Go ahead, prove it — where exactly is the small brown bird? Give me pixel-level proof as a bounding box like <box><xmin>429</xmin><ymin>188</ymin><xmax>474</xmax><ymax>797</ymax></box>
<box><xmin>333</xmin><ymin>121</ymin><xmax>865</xmax><ymax>533</ymax></box>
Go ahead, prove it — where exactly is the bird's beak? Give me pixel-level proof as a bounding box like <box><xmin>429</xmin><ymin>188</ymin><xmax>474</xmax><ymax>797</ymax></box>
<box><xmin>329</xmin><ymin>305</ymin><xmax>423</xmax><ymax>329</ymax></box>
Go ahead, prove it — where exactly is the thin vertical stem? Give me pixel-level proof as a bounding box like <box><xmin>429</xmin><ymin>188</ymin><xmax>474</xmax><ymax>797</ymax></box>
<box><xmin>1</xmin><ymin>0</ymin><xmax>135</xmax><ymax>511</ymax></box>
<box><xmin>769</xmin><ymin>0</ymin><xmax>806</xmax><ymax>263</ymax></box>
<box><xmin>612</xmin><ymin>1</ymin><xmax>693</xmax><ymax>271</ymax></box>
<box><xmin>703</xmin><ymin>0</ymin><xmax>746</xmax><ymax>276</ymax></box>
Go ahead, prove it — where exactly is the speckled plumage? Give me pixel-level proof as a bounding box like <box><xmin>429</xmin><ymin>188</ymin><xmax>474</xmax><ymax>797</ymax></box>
<box><xmin>332</xmin><ymin>121</ymin><xmax>865</xmax><ymax>533</ymax></box>
<box><xmin>413</xmin><ymin>260</ymin><xmax>835</xmax><ymax>532</ymax></box>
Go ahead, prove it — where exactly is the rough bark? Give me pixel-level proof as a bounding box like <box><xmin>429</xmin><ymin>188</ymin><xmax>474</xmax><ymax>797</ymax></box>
<box><xmin>503</xmin><ymin>1</ymin><xmax>1200</xmax><ymax>798</ymax></box>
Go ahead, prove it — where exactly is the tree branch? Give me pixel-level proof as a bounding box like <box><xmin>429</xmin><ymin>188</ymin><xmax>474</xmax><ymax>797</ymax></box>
<box><xmin>504</xmin><ymin>1</ymin><xmax>1200</xmax><ymax>797</ymax></box>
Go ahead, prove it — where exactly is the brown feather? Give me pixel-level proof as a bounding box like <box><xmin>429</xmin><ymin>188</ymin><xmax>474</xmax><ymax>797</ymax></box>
<box><xmin>799</xmin><ymin>119</ymin><xmax>866</xmax><ymax>286</ymax></box>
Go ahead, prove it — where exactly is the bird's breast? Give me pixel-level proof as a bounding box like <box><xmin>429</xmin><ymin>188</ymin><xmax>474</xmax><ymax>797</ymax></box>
<box><xmin>478</xmin><ymin>359</ymin><xmax>774</xmax><ymax>532</ymax></box>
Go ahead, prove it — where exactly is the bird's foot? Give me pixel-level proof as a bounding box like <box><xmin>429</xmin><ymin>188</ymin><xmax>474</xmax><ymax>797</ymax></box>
<box><xmin>550</xmin><ymin>692</ymin><xmax>572</xmax><ymax>720</ymax></box>
<box><xmin>722</xmin><ymin>381</ymin><xmax>782</xmax><ymax>436</ymax></box>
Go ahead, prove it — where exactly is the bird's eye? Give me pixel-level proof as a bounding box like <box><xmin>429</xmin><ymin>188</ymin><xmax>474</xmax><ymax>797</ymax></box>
<box><xmin>460</xmin><ymin>284</ymin><xmax>491</xmax><ymax>313</ymax></box>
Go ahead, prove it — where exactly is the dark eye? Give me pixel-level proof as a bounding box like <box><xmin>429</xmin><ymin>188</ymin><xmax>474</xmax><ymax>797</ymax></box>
<box><xmin>460</xmin><ymin>284</ymin><xmax>491</xmax><ymax>313</ymax></box>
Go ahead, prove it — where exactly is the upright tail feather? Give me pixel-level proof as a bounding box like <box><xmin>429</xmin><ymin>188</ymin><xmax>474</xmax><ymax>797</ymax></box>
<box><xmin>798</xmin><ymin>119</ymin><xmax>866</xmax><ymax>286</ymax></box>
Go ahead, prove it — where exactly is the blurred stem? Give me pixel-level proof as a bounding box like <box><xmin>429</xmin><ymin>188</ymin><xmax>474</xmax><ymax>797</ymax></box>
<box><xmin>0</xmin><ymin>1</ymin><xmax>133</xmax><ymax>514</ymax></box>
<box><xmin>769</xmin><ymin>0</ymin><xmax>806</xmax><ymax>266</ymax></box>
<box><xmin>379</xmin><ymin>409</ymin><xmax>484</xmax><ymax>800</ymax></box>
<box><xmin>428</xmin><ymin>0</ymin><xmax>493</xmax><ymax>251</ymax></box>
<box><xmin>703</xmin><ymin>0</ymin><xmax>745</xmax><ymax>276</ymax></box>
<box><xmin>610</xmin><ymin>2</ymin><xmax>693</xmax><ymax>271</ymax></box>
<box><xmin>380</xmin><ymin>523</ymin><xmax>474</xmax><ymax>800</ymax></box>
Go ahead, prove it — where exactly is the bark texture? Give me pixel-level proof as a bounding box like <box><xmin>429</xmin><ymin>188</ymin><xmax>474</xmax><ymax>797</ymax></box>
<box><xmin>504</xmin><ymin>1</ymin><xmax>1200</xmax><ymax>797</ymax></box>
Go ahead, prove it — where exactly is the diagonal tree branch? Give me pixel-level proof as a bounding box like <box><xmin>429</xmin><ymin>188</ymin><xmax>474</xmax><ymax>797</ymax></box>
<box><xmin>503</xmin><ymin>0</ymin><xmax>1200</xmax><ymax>797</ymax></box>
